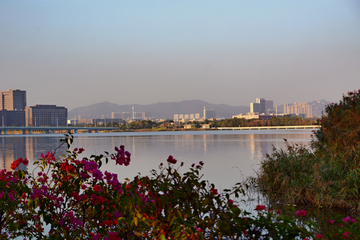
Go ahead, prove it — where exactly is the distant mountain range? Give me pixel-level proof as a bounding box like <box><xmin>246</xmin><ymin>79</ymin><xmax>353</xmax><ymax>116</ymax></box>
<box><xmin>68</xmin><ymin>99</ymin><xmax>330</xmax><ymax>120</ymax></box>
<box><xmin>69</xmin><ymin>100</ymin><xmax>249</xmax><ymax>119</ymax></box>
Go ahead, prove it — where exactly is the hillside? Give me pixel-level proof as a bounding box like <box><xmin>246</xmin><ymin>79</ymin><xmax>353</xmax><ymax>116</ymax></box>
<box><xmin>68</xmin><ymin>100</ymin><xmax>250</xmax><ymax>120</ymax></box>
<box><xmin>69</xmin><ymin>99</ymin><xmax>329</xmax><ymax>120</ymax></box>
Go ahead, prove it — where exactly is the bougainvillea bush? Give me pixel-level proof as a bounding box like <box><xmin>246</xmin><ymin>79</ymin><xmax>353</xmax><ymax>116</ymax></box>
<box><xmin>0</xmin><ymin>133</ymin><xmax>323</xmax><ymax>239</ymax></box>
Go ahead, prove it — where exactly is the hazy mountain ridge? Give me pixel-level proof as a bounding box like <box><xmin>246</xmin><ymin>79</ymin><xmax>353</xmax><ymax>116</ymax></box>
<box><xmin>69</xmin><ymin>99</ymin><xmax>330</xmax><ymax>120</ymax></box>
<box><xmin>69</xmin><ymin>100</ymin><xmax>250</xmax><ymax>119</ymax></box>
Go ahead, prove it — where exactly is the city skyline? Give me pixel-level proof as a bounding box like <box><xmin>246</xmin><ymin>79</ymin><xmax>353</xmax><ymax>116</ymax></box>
<box><xmin>1</xmin><ymin>1</ymin><xmax>359</xmax><ymax>110</ymax></box>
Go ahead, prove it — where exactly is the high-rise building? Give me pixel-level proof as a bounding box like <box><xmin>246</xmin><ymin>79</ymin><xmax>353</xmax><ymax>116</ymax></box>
<box><xmin>250</xmin><ymin>103</ymin><xmax>261</xmax><ymax>113</ymax></box>
<box><xmin>0</xmin><ymin>89</ymin><xmax>26</xmax><ymax>126</ymax></box>
<box><xmin>111</xmin><ymin>112</ymin><xmax>122</xmax><ymax>119</ymax></box>
<box><xmin>283</xmin><ymin>102</ymin><xmax>313</xmax><ymax>118</ymax></box>
<box><xmin>0</xmin><ymin>89</ymin><xmax>26</xmax><ymax>111</ymax></box>
<box><xmin>122</xmin><ymin>112</ymin><xmax>132</xmax><ymax>119</ymax></box>
<box><xmin>25</xmin><ymin>105</ymin><xmax>67</xmax><ymax>126</ymax></box>
<box><xmin>256</xmin><ymin>98</ymin><xmax>266</xmax><ymax>114</ymax></box>
<box><xmin>203</xmin><ymin>107</ymin><xmax>216</xmax><ymax>119</ymax></box>
<box><xmin>250</xmin><ymin>98</ymin><xmax>273</xmax><ymax>115</ymax></box>
<box><xmin>266</xmin><ymin>100</ymin><xmax>274</xmax><ymax>115</ymax></box>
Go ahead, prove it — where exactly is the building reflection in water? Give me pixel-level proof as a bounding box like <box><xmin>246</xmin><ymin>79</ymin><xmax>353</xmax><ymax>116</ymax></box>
<box><xmin>0</xmin><ymin>131</ymin><xmax>312</xmax><ymax>189</ymax></box>
<box><xmin>0</xmin><ymin>136</ymin><xmax>67</xmax><ymax>172</ymax></box>
<box><xmin>0</xmin><ymin>137</ymin><xmax>27</xmax><ymax>171</ymax></box>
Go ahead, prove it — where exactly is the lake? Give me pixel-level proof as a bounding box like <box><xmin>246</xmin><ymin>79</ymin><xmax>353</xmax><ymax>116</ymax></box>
<box><xmin>0</xmin><ymin>129</ymin><xmax>313</xmax><ymax>190</ymax></box>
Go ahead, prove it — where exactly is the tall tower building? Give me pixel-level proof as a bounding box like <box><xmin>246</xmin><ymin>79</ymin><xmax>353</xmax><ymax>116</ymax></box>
<box><xmin>250</xmin><ymin>103</ymin><xmax>261</xmax><ymax>113</ymax></box>
<box><xmin>251</xmin><ymin>98</ymin><xmax>273</xmax><ymax>115</ymax></box>
<box><xmin>266</xmin><ymin>100</ymin><xmax>274</xmax><ymax>114</ymax></box>
<box><xmin>256</xmin><ymin>98</ymin><xmax>266</xmax><ymax>114</ymax></box>
<box><xmin>203</xmin><ymin>107</ymin><xmax>216</xmax><ymax>119</ymax></box>
<box><xmin>0</xmin><ymin>89</ymin><xmax>26</xmax><ymax>111</ymax></box>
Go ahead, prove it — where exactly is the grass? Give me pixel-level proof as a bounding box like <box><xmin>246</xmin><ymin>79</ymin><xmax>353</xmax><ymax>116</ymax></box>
<box><xmin>257</xmin><ymin>140</ymin><xmax>360</xmax><ymax>211</ymax></box>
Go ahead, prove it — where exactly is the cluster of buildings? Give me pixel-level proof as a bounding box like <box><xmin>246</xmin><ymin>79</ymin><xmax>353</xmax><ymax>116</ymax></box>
<box><xmin>111</xmin><ymin>110</ymin><xmax>152</xmax><ymax>120</ymax></box>
<box><xmin>173</xmin><ymin>107</ymin><xmax>216</xmax><ymax>122</ymax></box>
<box><xmin>1</xmin><ymin>89</ymin><xmax>316</xmax><ymax>127</ymax></box>
<box><xmin>0</xmin><ymin>89</ymin><xmax>67</xmax><ymax>127</ymax></box>
<box><xmin>232</xmin><ymin>98</ymin><xmax>314</xmax><ymax>120</ymax></box>
<box><xmin>70</xmin><ymin>108</ymin><xmax>153</xmax><ymax>126</ymax></box>
<box><xmin>283</xmin><ymin>102</ymin><xmax>313</xmax><ymax>118</ymax></box>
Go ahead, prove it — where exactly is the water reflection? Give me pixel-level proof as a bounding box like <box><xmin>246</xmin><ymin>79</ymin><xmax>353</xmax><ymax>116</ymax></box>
<box><xmin>0</xmin><ymin>137</ymin><xmax>27</xmax><ymax>171</ymax></box>
<box><xmin>0</xmin><ymin>130</ymin><xmax>312</xmax><ymax>189</ymax></box>
<box><xmin>0</xmin><ymin>136</ymin><xmax>66</xmax><ymax>171</ymax></box>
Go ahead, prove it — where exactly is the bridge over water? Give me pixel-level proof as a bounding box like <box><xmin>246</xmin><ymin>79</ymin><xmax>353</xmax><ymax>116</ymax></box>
<box><xmin>0</xmin><ymin>126</ymin><xmax>118</xmax><ymax>135</ymax></box>
<box><xmin>217</xmin><ymin>125</ymin><xmax>320</xmax><ymax>131</ymax></box>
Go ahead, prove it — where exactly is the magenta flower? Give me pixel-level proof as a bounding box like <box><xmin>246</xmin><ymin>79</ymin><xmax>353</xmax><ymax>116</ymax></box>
<box><xmin>295</xmin><ymin>210</ymin><xmax>306</xmax><ymax>216</ymax></box>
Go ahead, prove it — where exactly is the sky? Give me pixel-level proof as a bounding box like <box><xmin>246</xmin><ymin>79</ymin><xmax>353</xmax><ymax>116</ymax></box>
<box><xmin>1</xmin><ymin>1</ymin><xmax>359</xmax><ymax>110</ymax></box>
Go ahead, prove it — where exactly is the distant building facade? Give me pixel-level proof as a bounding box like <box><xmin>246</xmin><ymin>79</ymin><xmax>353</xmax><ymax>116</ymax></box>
<box><xmin>122</xmin><ymin>112</ymin><xmax>132</xmax><ymax>119</ymax></box>
<box><xmin>0</xmin><ymin>89</ymin><xmax>27</xmax><ymax>126</ymax></box>
<box><xmin>232</xmin><ymin>112</ymin><xmax>259</xmax><ymax>120</ymax></box>
<box><xmin>283</xmin><ymin>102</ymin><xmax>313</xmax><ymax>118</ymax></box>
<box><xmin>111</xmin><ymin>112</ymin><xmax>122</xmax><ymax>119</ymax></box>
<box><xmin>250</xmin><ymin>98</ymin><xmax>274</xmax><ymax>115</ymax></box>
<box><xmin>203</xmin><ymin>107</ymin><xmax>216</xmax><ymax>119</ymax></box>
<box><xmin>0</xmin><ymin>89</ymin><xmax>26</xmax><ymax>111</ymax></box>
<box><xmin>0</xmin><ymin>110</ymin><xmax>25</xmax><ymax>126</ymax></box>
<box><xmin>25</xmin><ymin>105</ymin><xmax>68</xmax><ymax>126</ymax></box>
<box><xmin>173</xmin><ymin>112</ymin><xmax>201</xmax><ymax>121</ymax></box>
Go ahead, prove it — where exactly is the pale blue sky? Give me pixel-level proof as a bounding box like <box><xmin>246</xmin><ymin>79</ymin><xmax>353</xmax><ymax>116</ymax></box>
<box><xmin>1</xmin><ymin>0</ymin><xmax>359</xmax><ymax>110</ymax></box>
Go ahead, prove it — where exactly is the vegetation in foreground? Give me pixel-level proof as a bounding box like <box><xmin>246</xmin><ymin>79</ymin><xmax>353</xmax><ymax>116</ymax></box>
<box><xmin>1</xmin><ymin>136</ymin><xmax>360</xmax><ymax>239</ymax></box>
<box><xmin>1</xmin><ymin>133</ymin><xmax>321</xmax><ymax>239</ymax></box>
<box><xmin>258</xmin><ymin>90</ymin><xmax>360</xmax><ymax>211</ymax></box>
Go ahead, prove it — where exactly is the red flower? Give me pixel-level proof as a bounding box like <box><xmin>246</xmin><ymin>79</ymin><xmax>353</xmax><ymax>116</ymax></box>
<box><xmin>316</xmin><ymin>233</ymin><xmax>323</xmax><ymax>239</ymax></box>
<box><xmin>210</xmin><ymin>188</ymin><xmax>218</xmax><ymax>195</ymax></box>
<box><xmin>167</xmin><ymin>155</ymin><xmax>177</xmax><ymax>164</ymax></box>
<box><xmin>93</xmin><ymin>185</ymin><xmax>102</xmax><ymax>192</ymax></box>
<box><xmin>10</xmin><ymin>161</ymin><xmax>19</xmax><ymax>170</ymax></box>
<box><xmin>60</xmin><ymin>162</ymin><xmax>76</xmax><ymax>173</ymax></box>
<box><xmin>10</xmin><ymin>158</ymin><xmax>24</xmax><ymax>170</ymax></box>
<box><xmin>255</xmin><ymin>205</ymin><xmax>266</xmax><ymax>211</ymax></box>
<box><xmin>22</xmin><ymin>158</ymin><xmax>29</xmax><ymax>165</ymax></box>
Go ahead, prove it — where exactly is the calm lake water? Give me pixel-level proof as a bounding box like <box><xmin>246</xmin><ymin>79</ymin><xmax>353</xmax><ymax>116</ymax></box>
<box><xmin>0</xmin><ymin>129</ymin><xmax>313</xmax><ymax>190</ymax></box>
<box><xmin>4</xmin><ymin>129</ymin><xmax>345</xmax><ymax>235</ymax></box>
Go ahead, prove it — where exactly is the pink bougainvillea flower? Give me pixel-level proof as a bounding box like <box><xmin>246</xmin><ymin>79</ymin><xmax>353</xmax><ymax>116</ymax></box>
<box><xmin>342</xmin><ymin>216</ymin><xmax>351</xmax><ymax>223</ymax></box>
<box><xmin>316</xmin><ymin>233</ymin><xmax>323</xmax><ymax>239</ymax></box>
<box><xmin>295</xmin><ymin>210</ymin><xmax>306</xmax><ymax>216</ymax></box>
